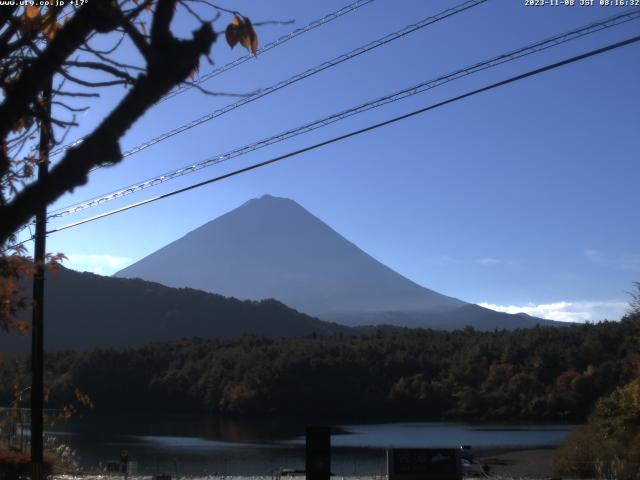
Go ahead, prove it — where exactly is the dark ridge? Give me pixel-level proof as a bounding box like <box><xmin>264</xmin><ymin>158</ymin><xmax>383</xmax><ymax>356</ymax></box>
<box><xmin>0</xmin><ymin>266</ymin><xmax>353</xmax><ymax>353</ymax></box>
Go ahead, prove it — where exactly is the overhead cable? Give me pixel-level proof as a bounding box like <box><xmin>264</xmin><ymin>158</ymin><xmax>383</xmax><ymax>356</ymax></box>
<box><xmin>48</xmin><ymin>0</ymin><xmax>488</xmax><ymax>159</ymax></box>
<box><xmin>161</xmin><ymin>0</ymin><xmax>377</xmax><ymax>103</ymax></box>
<box><xmin>37</xmin><ymin>0</ymin><xmax>376</xmax><ymax>157</ymax></box>
<box><xmin>40</xmin><ymin>34</ymin><xmax>640</xmax><ymax>238</ymax></box>
<box><xmin>48</xmin><ymin>8</ymin><xmax>640</xmax><ymax>220</ymax></box>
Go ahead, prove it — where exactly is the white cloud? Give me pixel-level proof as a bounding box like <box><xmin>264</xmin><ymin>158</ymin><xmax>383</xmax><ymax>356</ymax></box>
<box><xmin>478</xmin><ymin>300</ymin><xmax>628</xmax><ymax>323</ymax></box>
<box><xmin>477</xmin><ymin>257</ymin><xmax>503</xmax><ymax>266</ymax></box>
<box><xmin>583</xmin><ymin>248</ymin><xmax>603</xmax><ymax>262</ymax></box>
<box><xmin>583</xmin><ymin>248</ymin><xmax>640</xmax><ymax>271</ymax></box>
<box><xmin>64</xmin><ymin>254</ymin><xmax>133</xmax><ymax>276</ymax></box>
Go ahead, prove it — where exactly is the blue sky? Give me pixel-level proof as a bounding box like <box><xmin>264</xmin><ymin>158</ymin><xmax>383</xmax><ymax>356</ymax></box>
<box><xmin>26</xmin><ymin>0</ymin><xmax>640</xmax><ymax>322</ymax></box>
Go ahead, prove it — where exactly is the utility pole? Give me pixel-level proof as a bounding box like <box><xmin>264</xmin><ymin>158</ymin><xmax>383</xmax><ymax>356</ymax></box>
<box><xmin>31</xmin><ymin>76</ymin><xmax>52</xmax><ymax>480</ymax></box>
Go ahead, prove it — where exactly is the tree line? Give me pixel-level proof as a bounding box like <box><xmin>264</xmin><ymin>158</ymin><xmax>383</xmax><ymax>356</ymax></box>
<box><xmin>1</xmin><ymin>316</ymin><xmax>638</xmax><ymax>422</ymax></box>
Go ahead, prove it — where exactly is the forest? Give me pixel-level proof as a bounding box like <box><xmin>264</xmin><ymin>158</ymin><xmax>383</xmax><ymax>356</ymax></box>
<box><xmin>0</xmin><ymin>314</ymin><xmax>638</xmax><ymax>422</ymax></box>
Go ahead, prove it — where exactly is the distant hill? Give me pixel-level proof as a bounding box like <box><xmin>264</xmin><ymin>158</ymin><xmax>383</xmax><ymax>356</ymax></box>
<box><xmin>116</xmin><ymin>195</ymin><xmax>560</xmax><ymax>330</ymax></box>
<box><xmin>334</xmin><ymin>305</ymin><xmax>549</xmax><ymax>331</ymax></box>
<box><xmin>0</xmin><ymin>266</ymin><xmax>352</xmax><ymax>352</ymax></box>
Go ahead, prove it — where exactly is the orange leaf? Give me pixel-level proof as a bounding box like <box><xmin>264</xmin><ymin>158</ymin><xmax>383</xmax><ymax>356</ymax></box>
<box><xmin>9</xmin><ymin>320</ymin><xmax>29</xmax><ymax>337</ymax></box>
<box><xmin>25</xmin><ymin>5</ymin><xmax>39</xmax><ymax>20</ymax></box>
<box><xmin>21</xmin><ymin>6</ymin><xmax>41</xmax><ymax>37</ymax></box>
<box><xmin>225</xmin><ymin>23</ymin><xmax>239</xmax><ymax>48</ymax></box>
<box><xmin>233</xmin><ymin>16</ymin><xmax>258</xmax><ymax>55</ymax></box>
<box><xmin>42</xmin><ymin>21</ymin><xmax>60</xmax><ymax>42</ymax></box>
<box><xmin>12</xmin><ymin>116</ymin><xmax>31</xmax><ymax>133</ymax></box>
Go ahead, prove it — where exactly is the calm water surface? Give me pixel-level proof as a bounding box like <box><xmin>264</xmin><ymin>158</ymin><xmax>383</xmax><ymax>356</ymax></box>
<box><xmin>46</xmin><ymin>413</ymin><xmax>574</xmax><ymax>476</ymax></box>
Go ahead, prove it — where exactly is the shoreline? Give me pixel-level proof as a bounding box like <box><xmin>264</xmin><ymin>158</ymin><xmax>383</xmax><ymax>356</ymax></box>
<box><xmin>51</xmin><ymin>446</ymin><xmax>560</xmax><ymax>480</ymax></box>
<box><xmin>473</xmin><ymin>446</ymin><xmax>557</xmax><ymax>478</ymax></box>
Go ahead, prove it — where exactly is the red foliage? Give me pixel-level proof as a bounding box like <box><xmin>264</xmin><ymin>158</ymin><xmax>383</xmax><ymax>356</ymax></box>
<box><xmin>0</xmin><ymin>450</ymin><xmax>52</xmax><ymax>479</ymax></box>
<box><xmin>555</xmin><ymin>368</ymin><xmax>579</xmax><ymax>389</ymax></box>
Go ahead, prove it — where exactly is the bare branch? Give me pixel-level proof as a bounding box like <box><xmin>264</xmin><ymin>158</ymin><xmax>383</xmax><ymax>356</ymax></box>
<box><xmin>58</xmin><ymin>68</ymin><xmax>130</xmax><ymax>88</ymax></box>
<box><xmin>53</xmin><ymin>90</ymin><xmax>100</xmax><ymax>98</ymax></box>
<box><xmin>184</xmin><ymin>81</ymin><xmax>260</xmax><ymax>98</ymax></box>
<box><xmin>0</xmin><ymin>12</ymin><xmax>218</xmax><ymax>243</ymax></box>
<box><xmin>80</xmin><ymin>45</ymin><xmax>145</xmax><ymax>72</ymax></box>
<box><xmin>187</xmin><ymin>0</ymin><xmax>239</xmax><ymax>16</ymax></box>
<box><xmin>63</xmin><ymin>60</ymin><xmax>137</xmax><ymax>83</ymax></box>
<box><xmin>80</xmin><ymin>31</ymin><xmax>126</xmax><ymax>56</ymax></box>
<box><xmin>51</xmin><ymin>118</ymin><xmax>79</xmax><ymax>128</ymax></box>
<box><xmin>118</xmin><ymin>14</ymin><xmax>152</xmax><ymax>61</ymax></box>
<box><xmin>51</xmin><ymin>101</ymin><xmax>90</xmax><ymax>113</ymax></box>
<box><xmin>252</xmin><ymin>20</ymin><xmax>295</xmax><ymax>27</ymax></box>
<box><xmin>0</xmin><ymin>2</ymin><xmax>119</xmax><ymax>176</ymax></box>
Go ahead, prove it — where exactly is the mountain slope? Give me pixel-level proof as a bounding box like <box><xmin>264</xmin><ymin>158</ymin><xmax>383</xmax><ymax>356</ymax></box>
<box><xmin>116</xmin><ymin>195</ymin><xmax>559</xmax><ymax>330</ymax></box>
<box><xmin>0</xmin><ymin>266</ymin><xmax>352</xmax><ymax>352</ymax></box>
<box><xmin>116</xmin><ymin>195</ymin><xmax>465</xmax><ymax>315</ymax></box>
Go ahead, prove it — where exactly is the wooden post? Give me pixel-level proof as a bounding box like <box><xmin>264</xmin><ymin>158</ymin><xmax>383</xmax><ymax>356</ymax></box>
<box><xmin>306</xmin><ymin>426</ymin><xmax>331</xmax><ymax>480</ymax></box>
<box><xmin>31</xmin><ymin>76</ymin><xmax>52</xmax><ymax>480</ymax></box>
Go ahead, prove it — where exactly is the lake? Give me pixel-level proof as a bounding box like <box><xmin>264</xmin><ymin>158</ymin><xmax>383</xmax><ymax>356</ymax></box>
<box><xmin>45</xmin><ymin>413</ymin><xmax>575</xmax><ymax>476</ymax></box>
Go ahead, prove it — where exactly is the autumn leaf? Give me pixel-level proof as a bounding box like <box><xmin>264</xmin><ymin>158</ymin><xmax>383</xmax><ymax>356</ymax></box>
<box><xmin>21</xmin><ymin>6</ymin><xmax>60</xmax><ymax>42</ymax></box>
<box><xmin>225</xmin><ymin>15</ymin><xmax>258</xmax><ymax>55</ymax></box>
<box><xmin>12</xmin><ymin>116</ymin><xmax>32</xmax><ymax>133</ymax></box>
<box><xmin>225</xmin><ymin>16</ymin><xmax>240</xmax><ymax>48</ymax></box>
<box><xmin>24</xmin><ymin>5</ymin><xmax>39</xmax><ymax>20</ymax></box>
<box><xmin>8</xmin><ymin>319</ymin><xmax>29</xmax><ymax>336</ymax></box>
<box><xmin>41</xmin><ymin>15</ymin><xmax>61</xmax><ymax>42</ymax></box>
<box><xmin>20</xmin><ymin>6</ymin><xmax>41</xmax><ymax>37</ymax></box>
<box><xmin>46</xmin><ymin>252</ymin><xmax>67</xmax><ymax>274</ymax></box>
<box><xmin>238</xmin><ymin>16</ymin><xmax>258</xmax><ymax>55</ymax></box>
<box><xmin>75</xmin><ymin>388</ymin><xmax>95</xmax><ymax>410</ymax></box>
<box><xmin>188</xmin><ymin>61</ymin><xmax>199</xmax><ymax>81</ymax></box>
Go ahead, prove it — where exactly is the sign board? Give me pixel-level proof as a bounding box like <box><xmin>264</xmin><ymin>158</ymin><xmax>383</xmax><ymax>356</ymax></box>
<box><xmin>387</xmin><ymin>448</ymin><xmax>462</xmax><ymax>480</ymax></box>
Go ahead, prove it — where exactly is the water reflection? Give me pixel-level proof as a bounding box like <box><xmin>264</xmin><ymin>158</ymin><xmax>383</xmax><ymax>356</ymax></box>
<box><xmin>45</xmin><ymin>413</ymin><xmax>574</xmax><ymax>475</ymax></box>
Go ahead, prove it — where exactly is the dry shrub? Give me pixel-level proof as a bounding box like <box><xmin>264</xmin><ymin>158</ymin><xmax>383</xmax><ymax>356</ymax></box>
<box><xmin>553</xmin><ymin>427</ymin><xmax>640</xmax><ymax>479</ymax></box>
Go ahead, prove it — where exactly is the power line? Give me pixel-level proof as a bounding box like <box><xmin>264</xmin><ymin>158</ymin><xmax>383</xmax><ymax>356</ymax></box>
<box><xmin>47</xmin><ymin>9</ymin><xmax>640</xmax><ymax>220</ymax></box>
<box><xmin>49</xmin><ymin>0</ymin><xmax>377</xmax><ymax>156</ymax></box>
<box><xmin>161</xmin><ymin>0</ymin><xmax>376</xmax><ymax>103</ymax></box>
<box><xmin>49</xmin><ymin>0</ymin><xmax>488</xmax><ymax>160</ymax></box>
<box><xmin>5</xmin><ymin>33</ymin><xmax>638</xmax><ymax>253</ymax></box>
<box><xmin>41</xmin><ymin>34</ymin><xmax>640</xmax><ymax>239</ymax></box>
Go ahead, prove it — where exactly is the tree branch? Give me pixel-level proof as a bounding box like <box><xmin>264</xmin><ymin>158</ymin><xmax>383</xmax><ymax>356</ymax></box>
<box><xmin>118</xmin><ymin>14</ymin><xmax>152</xmax><ymax>61</ymax></box>
<box><xmin>0</xmin><ymin>2</ymin><xmax>119</xmax><ymax>183</ymax></box>
<box><xmin>151</xmin><ymin>0</ymin><xmax>177</xmax><ymax>47</ymax></box>
<box><xmin>59</xmin><ymin>68</ymin><xmax>131</xmax><ymax>87</ymax></box>
<box><xmin>0</xmin><ymin>4</ymin><xmax>101</xmax><ymax>137</ymax></box>
<box><xmin>0</xmin><ymin>21</ymin><xmax>217</xmax><ymax>244</ymax></box>
<box><xmin>63</xmin><ymin>60</ymin><xmax>137</xmax><ymax>83</ymax></box>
